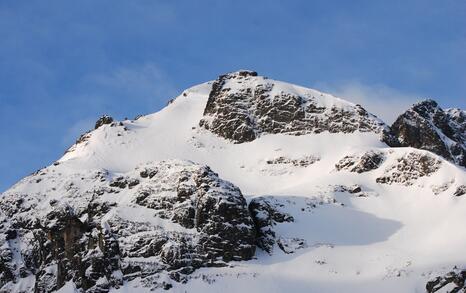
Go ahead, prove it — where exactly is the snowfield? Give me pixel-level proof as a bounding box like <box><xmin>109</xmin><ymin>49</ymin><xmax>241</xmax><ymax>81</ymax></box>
<box><xmin>2</xmin><ymin>72</ymin><xmax>466</xmax><ymax>293</ymax></box>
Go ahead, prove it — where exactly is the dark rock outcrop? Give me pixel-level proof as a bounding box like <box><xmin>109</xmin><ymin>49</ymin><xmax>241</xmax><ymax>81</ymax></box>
<box><xmin>335</xmin><ymin>151</ymin><xmax>385</xmax><ymax>173</ymax></box>
<box><xmin>426</xmin><ymin>269</ymin><xmax>466</xmax><ymax>292</ymax></box>
<box><xmin>0</xmin><ymin>160</ymin><xmax>256</xmax><ymax>292</ymax></box>
<box><xmin>248</xmin><ymin>197</ymin><xmax>294</xmax><ymax>254</ymax></box>
<box><xmin>95</xmin><ymin>115</ymin><xmax>114</xmax><ymax>129</ymax></box>
<box><xmin>335</xmin><ymin>149</ymin><xmax>445</xmax><ymax>186</ymax></box>
<box><xmin>132</xmin><ymin>162</ymin><xmax>256</xmax><ymax>264</ymax></box>
<box><xmin>199</xmin><ymin>71</ymin><xmax>388</xmax><ymax>143</ymax></box>
<box><xmin>385</xmin><ymin>100</ymin><xmax>466</xmax><ymax>167</ymax></box>
<box><xmin>376</xmin><ymin>152</ymin><xmax>441</xmax><ymax>186</ymax></box>
<box><xmin>454</xmin><ymin>185</ymin><xmax>466</xmax><ymax>197</ymax></box>
<box><xmin>266</xmin><ymin>155</ymin><xmax>320</xmax><ymax>167</ymax></box>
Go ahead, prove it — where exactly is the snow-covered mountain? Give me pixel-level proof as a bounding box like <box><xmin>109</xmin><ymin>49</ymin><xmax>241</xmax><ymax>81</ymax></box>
<box><xmin>1</xmin><ymin>71</ymin><xmax>465</xmax><ymax>293</ymax></box>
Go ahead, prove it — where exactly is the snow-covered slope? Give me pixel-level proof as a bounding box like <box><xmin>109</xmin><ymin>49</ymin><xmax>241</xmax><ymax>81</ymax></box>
<box><xmin>1</xmin><ymin>71</ymin><xmax>466</xmax><ymax>293</ymax></box>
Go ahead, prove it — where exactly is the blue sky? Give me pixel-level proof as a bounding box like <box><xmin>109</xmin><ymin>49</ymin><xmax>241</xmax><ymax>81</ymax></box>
<box><xmin>1</xmin><ymin>0</ymin><xmax>465</xmax><ymax>191</ymax></box>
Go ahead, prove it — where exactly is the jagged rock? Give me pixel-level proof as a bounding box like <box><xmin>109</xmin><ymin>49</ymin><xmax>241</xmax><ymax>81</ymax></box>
<box><xmin>95</xmin><ymin>115</ymin><xmax>114</xmax><ymax>129</ymax></box>
<box><xmin>426</xmin><ymin>269</ymin><xmax>466</xmax><ymax>292</ymax></box>
<box><xmin>335</xmin><ymin>149</ymin><xmax>446</xmax><ymax>187</ymax></box>
<box><xmin>386</xmin><ymin>100</ymin><xmax>466</xmax><ymax>167</ymax></box>
<box><xmin>335</xmin><ymin>151</ymin><xmax>385</xmax><ymax>173</ymax></box>
<box><xmin>376</xmin><ymin>152</ymin><xmax>441</xmax><ymax>186</ymax></box>
<box><xmin>0</xmin><ymin>244</ymin><xmax>15</xmax><ymax>290</ymax></box>
<box><xmin>199</xmin><ymin>71</ymin><xmax>388</xmax><ymax>143</ymax></box>
<box><xmin>266</xmin><ymin>155</ymin><xmax>320</xmax><ymax>167</ymax></box>
<box><xmin>109</xmin><ymin>177</ymin><xmax>139</xmax><ymax>189</ymax></box>
<box><xmin>248</xmin><ymin>197</ymin><xmax>294</xmax><ymax>254</ymax></box>
<box><xmin>139</xmin><ymin>167</ymin><xmax>158</xmax><ymax>179</ymax></box>
<box><xmin>349</xmin><ymin>185</ymin><xmax>362</xmax><ymax>194</ymax></box>
<box><xmin>454</xmin><ymin>185</ymin><xmax>466</xmax><ymax>197</ymax></box>
<box><xmin>132</xmin><ymin>161</ymin><xmax>256</xmax><ymax>263</ymax></box>
<box><xmin>0</xmin><ymin>160</ymin><xmax>256</xmax><ymax>292</ymax></box>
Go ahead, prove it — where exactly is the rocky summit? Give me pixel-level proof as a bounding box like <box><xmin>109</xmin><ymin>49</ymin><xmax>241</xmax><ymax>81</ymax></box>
<box><xmin>1</xmin><ymin>71</ymin><xmax>465</xmax><ymax>292</ymax></box>
<box><xmin>386</xmin><ymin>99</ymin><xmax>466</xmax><ymax>167</ymax></box>
<box><xmin>199</xmin><ymin>70</ymin><xmax>388</xmax><ymax>143</ymax></box>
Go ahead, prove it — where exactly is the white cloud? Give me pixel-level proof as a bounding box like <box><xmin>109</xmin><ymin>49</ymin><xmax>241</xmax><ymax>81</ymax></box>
<box><xmin>315</xmin><ymin>81</ymin><xmax>421</xmax><ymax>124</ymax></box>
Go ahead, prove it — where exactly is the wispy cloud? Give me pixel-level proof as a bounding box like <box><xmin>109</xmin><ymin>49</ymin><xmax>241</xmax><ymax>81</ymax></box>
<box><xmin>82</xmin><ymin>63</ymin><xmax>179</xmax><ymax>111</ymax></box>
<box><xmin>316</xmin><ymin>81</ymin><xmax>421</xmax><ymax>124</ymax></box>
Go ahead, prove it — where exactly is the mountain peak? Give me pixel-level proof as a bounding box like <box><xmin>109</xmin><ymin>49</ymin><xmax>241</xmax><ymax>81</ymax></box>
<box><xmin>409</xmin><ymin>99</ymin><xmax>442</xmax><ymax>118</ymax></box>
<box><xmin>413</xmin><ymin>98</ymin><xmax>438</xmax><ymax>108</ymax></box>
<box><xmin>222</xmin><ymin>69</ymin><xmax>258</xmax><ymax>78</ymax></box>
<box><xmin>200</xmin><ymin>71</ymin><xmax>387</xmax><ymax>143</ymax></box>
<box><xmin>94</xmin><ymin>115</ymin><xmax>114</xmax><ymax>129</ymax></box>
<box><xmin>388</xmin><ymin>98</ymin><xmax>466</xmax><ymax>167</ymax></box>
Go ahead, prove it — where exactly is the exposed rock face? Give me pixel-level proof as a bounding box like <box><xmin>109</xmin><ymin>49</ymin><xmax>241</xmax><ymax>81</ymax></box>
<box><xmin>248</xmin><ymin>197</ymin><xmax>295</xmax><ymax>254</ymax></box>
<box><xmin>426</xmin><ymin>269</ymin><xmax>466</xmax><ymax>292</ymax></box>
<box><xmin>386</xmin><ymin>100</ymin><xmax>466</xmax><ymax>167</ymax></box>
<box><xmin>376</xmin><ymin>152</ymin><xmax>441</xmax><ymax>186</ymax></box>
<box><xmin>0</xmin><ymin>160</ymin><xmax>256</xmax><ymax>292</ymax></box>
<box><xmin>265</xmin><ymin>155</ymin><xmax>320</xmax><ymax>167</ymax></box>
<box><xmin>131</xmin><ymin>162</ymin><xmax>256</xmax><ymax>263</ymax></box>
<box><xmin>335</xmin><ymin>150</ymin><xmax>447</xmax><ymax>187</ymax></box>
<box><xmin>95</xmin><ymin>115</ymin><xmax>114</xmax><ymax>129</ymax></box>
<box><xmin>199</xmin><ymin>71</ymin><xmax>388</xmax><ymax>143</ymax></box>
<box><xmin>335</xmin><ymin>151</ymin><xmax>385</xmax><ymax>173</ymax></box>
<box><xmin>454</xmin><ymin>185</ymin><xmax>466</xmax><ymax>197</ymax></box>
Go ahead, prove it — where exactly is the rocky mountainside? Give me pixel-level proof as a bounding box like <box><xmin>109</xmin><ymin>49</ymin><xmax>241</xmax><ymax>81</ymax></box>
<box><xmin>199</xmin><ymin>70</ymin><xmax>389</xmax><ymax>143</ymax></box>
<box><xmin>1</xmin><ymin>71</ymin><xmax>465</xmax><ymax>293</ymax></box>
<box><xmin>386</xmin><ymin>99</ymin><xmax>466</xmax><ymax>167</ymax></box>
<box><xmin>0</xmin><ymin>160</ymin><xmax>255</xmax><ymax>292</ymax></box>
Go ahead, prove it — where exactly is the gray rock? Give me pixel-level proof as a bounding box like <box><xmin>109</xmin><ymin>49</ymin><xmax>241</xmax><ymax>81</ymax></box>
<box><xmin>386</xmin><ymin>100</ymin><xmax>466</xmax><ymax>167</ymax></box>
<box><xmin>248</xmin><ymin>197</ymin><xmax>294</xmax><ymax>254</ymax></box>
<box><xmin>426</xmin><ymin>269</ymin><xmax>466</xmax><ymax>292</ymax></box>
<box><xmin>95</xmin><ymin>115</ymin><xmax>114</xmax><ymax>129</ymax></box>
<box><xmin>454</xmin><ymin>185</ymin><xmax>466</xmax><ymax>197</ymax></box>
<box><xmin>376</xmin><ymin>152</ymin><xmax>441</xmax><ymax>186</ymax></box>
<box><xmin>335</xmin><ymin>151</ymin><xmax>385</xmax><ymax>173</ymax></box>
<box><xmin>0</xmin><ymin>160</ymin><xmax>256</xmax><ymax>292</ymax></box>
<box><xmin>200</xmin><ymin>71</ymin><xmax>388</xmax><ymax>143</ymax></box>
